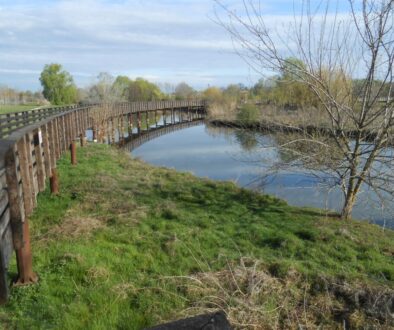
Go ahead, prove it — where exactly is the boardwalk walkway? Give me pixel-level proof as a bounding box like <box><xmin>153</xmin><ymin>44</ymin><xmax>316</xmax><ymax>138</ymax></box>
<box><xmin>0</xmin><ymin>100</ymin><xmax>207</xmax><ymax>303</ymax></box>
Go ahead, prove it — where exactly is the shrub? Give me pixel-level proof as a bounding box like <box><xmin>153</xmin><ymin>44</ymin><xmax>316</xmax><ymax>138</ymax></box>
<box><xmin>236</xmin><ymin>104</ymin><xmax>260</xmax><ymax>123</ymax></box>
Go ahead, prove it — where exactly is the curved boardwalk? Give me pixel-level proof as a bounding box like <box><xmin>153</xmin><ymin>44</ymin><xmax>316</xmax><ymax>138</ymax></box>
<box><xmin>0</xmin><ymin>100</ymin><xmax>206</xmax><ymax>303</ymax></box>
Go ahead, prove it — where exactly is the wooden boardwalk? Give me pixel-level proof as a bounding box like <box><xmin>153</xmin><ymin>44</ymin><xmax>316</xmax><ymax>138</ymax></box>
<box><xmin>0</xmin><ymin>100</ymin><xmax>206</xmax><ymax>303</ymax></box>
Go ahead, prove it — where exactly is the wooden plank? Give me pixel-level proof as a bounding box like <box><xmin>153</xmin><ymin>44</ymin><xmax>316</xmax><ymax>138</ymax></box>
<box><xmin>0</xmin><ymin>222</ymin><xmax>13</xmax><ymax>304</ymax></box>
<box><xmin>4</xmin><ymin>145</ymin><xmax>24</xmax><ymax>250</ymax></box>
<box><xmin>60</xmin><ymin>115</ymin><xmax>67</xmax><ymax>152</ymax></box>
<box><xmin>53</xmin><ymin>117</ymin><xmax>61</xmax><ymax>158</ymax></box>
<box><xmin>34</xmin><ymin>127</ymin><xmax>46</xmax><ymax>193</ymax></box>
<box><xmin>41</xmin><ymin>124</ymin><xmax>52</xmax><ymax>179</ymax></box>
<box><xmin>1</xmin><ymin>221</ymin><xmax>13</xmax><ymax>266</ymax></box>
<box><xmin>47</xmin><ymin>121</ymin><xmax>56</xmax><ymax>169</ymax></box>
<box><xmin>16</xmin><ymin>136</ymin><xmax>34</xmax><ymax>217</ymax></box>
<box><xmin>25</xmin><ymin>133</ymin><xmax>37</xmax><ymax>207</ymax></box>
<box><xmin>0</xmin><ymin>185</ymin><xmax>8</xmax><ymax>221</ymax></box>
<box><xmin>64</xmin><ymin>114</ymin><xmax>69</xmax><ymax>147</ymax></box>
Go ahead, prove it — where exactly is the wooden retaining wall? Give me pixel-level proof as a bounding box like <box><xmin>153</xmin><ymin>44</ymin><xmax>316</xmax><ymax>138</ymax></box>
<box><xmin>0</xmin><ymin>100</ymin><xmax>206</xmax><ymax>303</ymax></box>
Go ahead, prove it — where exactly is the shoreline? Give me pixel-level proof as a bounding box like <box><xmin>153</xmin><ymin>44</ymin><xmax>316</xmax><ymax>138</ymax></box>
<box><xmin>208</xmin><ymin>118</ymin><xmax>394</xmax><ymax>145</ymax></box>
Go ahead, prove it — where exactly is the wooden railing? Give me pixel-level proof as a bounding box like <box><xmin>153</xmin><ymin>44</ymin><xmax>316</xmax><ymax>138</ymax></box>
<box><xmin>0</xmin><ymin>105</ymin><xmax>79</xmax><ymax>139</ymax></box>
<box><xmin>0</xmin><ymin>100</ymin><xmax>206</xmax><ymax>303</ymax></box>
<box><xmin>0</xmin><ymin>101</ymin><xmax>206</xmax><ymax>139</ymax></box>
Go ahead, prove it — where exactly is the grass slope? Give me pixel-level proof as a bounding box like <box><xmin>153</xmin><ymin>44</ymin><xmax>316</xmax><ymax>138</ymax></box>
<box><xmin>1</xmin><ymin>144</ymin><xmax>393</xmax><ymax>329</ymax></box>
<box><xmin>0</xmin><ymin>105</ymin><xmax>41</xmax><ymax>114</ymax></box>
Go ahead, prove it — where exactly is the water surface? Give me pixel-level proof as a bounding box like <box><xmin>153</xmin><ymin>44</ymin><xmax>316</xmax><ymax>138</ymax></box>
<box><xmin>131</xmin><ymin>123</ymin><xmax>394</xmax><ymax>229</ymax></box>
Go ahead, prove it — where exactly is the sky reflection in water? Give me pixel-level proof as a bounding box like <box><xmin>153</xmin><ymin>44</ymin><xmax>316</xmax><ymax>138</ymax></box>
<box><xmin>132</xmin><ymin>123</ymin><xmax>394</xmax><ymax>229</ymax></box>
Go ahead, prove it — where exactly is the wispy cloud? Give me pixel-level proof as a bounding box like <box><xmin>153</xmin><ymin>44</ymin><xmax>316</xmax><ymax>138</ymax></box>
<box><xmin>0</xmin><ymin>0</ymin><xmax>317</xmax><ymax>90</ymax></box>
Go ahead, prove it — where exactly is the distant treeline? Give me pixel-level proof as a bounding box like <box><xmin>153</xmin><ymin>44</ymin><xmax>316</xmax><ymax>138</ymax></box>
<box><xmin>0</xmin><ymin>85</ymin><xmax>46</xmax><ymax>106</ymax></box>
<box><xmin>4</xmin><ymin>61</ymin><xmax>393</xmax><ymax>110</ymax></box>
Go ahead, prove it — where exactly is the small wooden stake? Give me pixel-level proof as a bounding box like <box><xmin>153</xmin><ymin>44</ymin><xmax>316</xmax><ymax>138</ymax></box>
<box><xmin>50</xmin><ymin>168</ymin><xmax>59</xmax><ymax>195</ymax></box>
<box><xmin>80</xmin><ymin>134</ymin><xmax>85</xmax><ymax>147</ymax></box>
<box><xmin>70</xmin><ymin>142</ymin><xmax>77</xmax><ymax>165</ymax></box>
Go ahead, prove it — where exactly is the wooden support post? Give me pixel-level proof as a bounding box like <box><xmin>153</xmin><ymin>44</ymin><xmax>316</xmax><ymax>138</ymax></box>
<box><xmin>92</xmin><ymin>126</ymin><xmax>97</xmax><ymax>142</ymax></box>
<box><xmin>163</xmin><ymin>110</ymin><xmax>167</xmax><ymax>125</ymax></box>
<box><xmin>128</xmin><ymin>113</ymin><xmax>133</xmax><ymax>136</ymax></box>
<box><xmin>137</xmin><ymin>112</ymin><xmax>142</xmax><ymax>133</ymax></box>
<box><xmin>145</xmin><ymin>112</ymin><xmax>149</xmax><ymax>129</ymax></box>
<box><xmin>83</xmin><ymin>108</ymin><xmax>88</xmax><ymax>133</ymax></box>
<box><xmin>70</xmin><ymin>142</ymin><xmax>77</xmax><ymax>165</ymax></box>
<box><xmin>111</xmin><ymin>118</ymin><xmax>115</xmax><ymax>143</ymax></box>
<box><xmin>5</xmin><ymin>146</ymin><xmax>37</xmax><ymax>285</ymax></box>
<box><xmin>106</xmin><ymin>122</ymin><xmax>110</xmax><ymax>144</ymax></box>
<box><xmin>76</xmin><ymin>111</ymin><xmax>81</xmax><ymax>137</ymax></box>
<box><xmin>120</xmin><ymin>115</ymin><xmax>125</xmax><ymax>141</ymax></box>
<box><xmin>155</xmin><ymin>110</ymin><xmax>158</xmax><ymax>127</ymax></box>
<box><xmin>14</xmin><ymin>218</ymin><xmax>37</xmax><ymax>285</ymax></box>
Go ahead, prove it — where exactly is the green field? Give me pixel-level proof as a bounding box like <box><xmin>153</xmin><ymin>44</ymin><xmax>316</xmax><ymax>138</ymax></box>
<box><xmin>0</xmin><ymin>104</ymin><xmax>42</xmax><ymax>114</ymax></box>
<box><xmin>1</xmin><ymin>144</ymin><xmax>393</xmax><ymax>329</ymax></box>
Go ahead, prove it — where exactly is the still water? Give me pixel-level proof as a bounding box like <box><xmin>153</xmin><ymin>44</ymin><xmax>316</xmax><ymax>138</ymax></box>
<box><xmin>131</xmin><ymin>122</ymin><xmax>394</xmax><ymax>229</ymax></box>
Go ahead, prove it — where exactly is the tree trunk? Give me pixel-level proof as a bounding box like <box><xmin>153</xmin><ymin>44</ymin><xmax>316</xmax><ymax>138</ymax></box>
<box><xmin>341</xmin><ymin>192</ymin><xmax>356</xmax><ymax>220</ymax></box>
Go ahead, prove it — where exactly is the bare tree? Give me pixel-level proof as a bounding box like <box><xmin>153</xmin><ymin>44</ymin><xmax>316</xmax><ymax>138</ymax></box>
<box><xmin>87</xmin><ymin>72</ymin><xmax>116</xmax><ymax>103</ymax></box>
<box><xmin>215</xmin><ymin>0</ymin><xmax>394</xmax><ymax>219</ymax></box>
<box><xmin>175</xmin><ymin>82</ymin><xmax>196</xmax><ymax>100</ymax></box>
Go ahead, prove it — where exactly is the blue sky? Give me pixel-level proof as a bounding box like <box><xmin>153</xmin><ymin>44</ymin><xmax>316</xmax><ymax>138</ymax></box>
<box><xmin>0</xmin><ymin>0</ymin><xmax>352</xmax><ymax>91</ymax></box>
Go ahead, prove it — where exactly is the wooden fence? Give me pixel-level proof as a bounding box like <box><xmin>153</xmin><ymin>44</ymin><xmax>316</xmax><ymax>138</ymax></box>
<box><xmin>0</xmin><ymin>100</ymin><xmax>206</xmax><ymax>303</ymax></box>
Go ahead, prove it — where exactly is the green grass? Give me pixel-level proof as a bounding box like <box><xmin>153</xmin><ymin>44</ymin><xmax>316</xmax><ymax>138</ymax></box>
<box><xmin>0</xmin><ymin>104</ymin><xmax>42</xmax><ymax>114</ymax></box>
<box><xmin>1</xmin><ymin>144</ymin><xmax>393</xmax><ymax>329</ymax></box>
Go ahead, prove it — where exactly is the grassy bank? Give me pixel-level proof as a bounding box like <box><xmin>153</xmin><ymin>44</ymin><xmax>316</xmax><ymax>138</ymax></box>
<box><xmin>0</xmin><ymin>104</ymin><xmax>42</xmax><ymax>114</ymax></box>
<box><xmin>1</xmin><ymin>144</ymin><xmax>393</xmax><ymax>329</ymax></box>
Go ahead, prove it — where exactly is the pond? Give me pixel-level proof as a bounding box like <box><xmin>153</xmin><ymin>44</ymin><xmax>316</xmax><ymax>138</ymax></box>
<box><xmin>130</xmin><ymin>121</ymin><xmax>394</xmax><ymax>229</ymax></box>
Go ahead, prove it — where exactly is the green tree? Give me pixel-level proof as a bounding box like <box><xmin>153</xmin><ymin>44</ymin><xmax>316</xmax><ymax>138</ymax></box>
<box><xmin>39</xmin><ymin>64</ymin><xmax>78</xmax><ymax>105</ymax></box>
<box><xmin>203</xmin><ymin>86</ymin><xmax>223</xmax><ymax>103</ymax></box>
<box><xmin>128</xmin><ymin>78</ymin><xmax>163</xmax><ymax>101</ymax></box>
<box><xmin>112</xmin><ymin>75</ymin><xmax>132</xmax><ymax>101</ymax></box>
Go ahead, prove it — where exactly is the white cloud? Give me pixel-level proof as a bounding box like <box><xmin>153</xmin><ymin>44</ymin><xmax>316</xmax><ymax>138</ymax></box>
<box><xmin>0</xmin><ymin>0</ymin><xmax>356</xmax><ymax>90</ymax></box>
